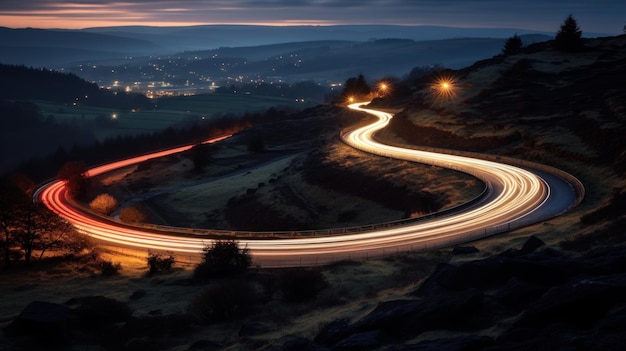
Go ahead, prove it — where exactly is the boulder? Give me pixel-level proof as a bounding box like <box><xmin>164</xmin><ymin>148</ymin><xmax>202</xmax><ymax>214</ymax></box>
<box><xmin>356</xmin><ymin>289</ymin><xmax>484</xmax><ymax>336</ymax></box>
<box><xmin>387</xmin><ymin>335</ymin><xmax>494</xmax><ymax>351</ymax></box>
<box><xmin>451</xmin><ymin>245</ymin><xmax>479</xmax><ymax>255</ymax></box>
<box><xmin>514</xmin><ymin>272</ymin><xmax>626</xmax><ymax>329</ymax></box>
<box><xmin>492</xmin><ymin>277</ymin><xmax>548</xmax><ymax>311</ymax></box>
<box><xmin>7</xmin><ymin>301</ymin><xmax>69</xmax><ymax>342</ymax></box>
<box><xmin>518</xmin><ymin>235</ymin><xmax>545</xmax><ymax>255</ymax></box>
<box><xmin>314</xmin><ymin>319</ymin><xmax>358</xmax><ymax>347</ymax></box>
<box><xmin>331</xmin><ymin>330</ymin><xmax>384</xmax><ymax>351</ymax></box>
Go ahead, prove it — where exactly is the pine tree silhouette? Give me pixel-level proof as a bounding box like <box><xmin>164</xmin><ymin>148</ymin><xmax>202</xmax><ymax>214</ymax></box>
<box><xmin>555</xmin><ymin>14</ymin><xmax>583</xmax><ymax>52</ymax></box>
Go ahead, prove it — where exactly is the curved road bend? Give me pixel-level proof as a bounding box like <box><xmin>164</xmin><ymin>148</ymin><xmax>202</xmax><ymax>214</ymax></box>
<box><xmin>37</xmin><ymin>104</ymin><xmax>582</xmax><ymax>267</ymax></box>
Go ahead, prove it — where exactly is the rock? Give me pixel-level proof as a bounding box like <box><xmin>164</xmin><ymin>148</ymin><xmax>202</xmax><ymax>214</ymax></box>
<box><xmin>314</xmin><ymin>319</ymin><xmax>358</xmax><ymax>347</ymax></box>
<box><xmin>519</xmin><ymin>235</ymin><xmax>545</xmax><ymax>255</ymax></box>
<box><xmin>186</xmin><ymin>339</ymin><xmax>224</xmax><ymax>351</ymax></box>
<box><xmin>125</xmin><ymin>336</ymin><xmax>159</xmax><ymax>350</ymax></box>
<box><xmin>7</xmin><ymin>301</ymin><xmax>69</xmax><ymax>342</ymax></box>
<box><xmin>581</xmin><ymin>246</ymin><xmax>626</xmax><ymax>275</ymax></box>
<box><xmin>433</xmin><ymin>250</ymin><xmax>581</xmax><ymax>290</ymax></box>
<box><xmin>264</xmin><ymin>335</ymin><xmax>317</xmax><ymax>351</ymax></box>
<box><xmin>331</xmin><ymin>330</ymin><xmax>384</xmax><ymax>351</ymax></box>
<box><xmin>239</xmin><ymin>320</ymin><xmax>272</xmax><ymax>337</ymax></box>
<box><xmin>412</xmin><ymin>263</ymin><xmax>459</xmax><ymax>297</ymax></box>
<box><xmin>356</xmin><ymin>289</ymin><xmax>484</xmax><ymax>336</ymax></box>
<box><xmin>66</xmin><ymin>296</ymin><xmax>133</xmax><ymax>330</ymax></box>
<box><xmin>276</xmin><ymin>335</ymin><xmax>313</xmax><ymax>351</ymax></box>
<box><xmin>596</xmin><ymin>306</ymin><xmax>626</xmax><ymax>334</ymax></box>
<box><xmin>514</xmin><ymin>273</ymin><xmax>626</xmax><ymax>329</ymax></box>
<box><xmin>130</xmin><ymin>289</ymin><xmax>147</xmax><ymax>300</ymax></box>
<box><xmin>493</xmin><ymin>277</ymin><xmax>549</xmax><ymax>311</ymax></box>
<box><xmin>452</xmin><ymin>245</ymin><xmax>479</xmax><ymax>255</ymax></box>
<box><xmin>387</xmin><ymin>335</ymin><xmax>494</xmax><ymax>351</ymax></box>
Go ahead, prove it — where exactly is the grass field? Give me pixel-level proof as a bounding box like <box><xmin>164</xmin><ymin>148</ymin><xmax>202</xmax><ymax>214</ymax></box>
<box><xmin>37</xmin><ymin>93</ymin><xmax>308</xmax><ymax>140</ymax></box>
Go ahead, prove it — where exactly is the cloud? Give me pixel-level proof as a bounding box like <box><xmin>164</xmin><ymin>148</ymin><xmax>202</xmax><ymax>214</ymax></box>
<box><xmin>0</xmin><ymin>0</ymin><xmax>623</xmax><ymax>33</ymax></box>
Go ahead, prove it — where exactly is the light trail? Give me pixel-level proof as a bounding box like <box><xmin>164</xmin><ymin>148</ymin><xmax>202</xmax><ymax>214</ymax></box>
<box><xmin>36</xmin><ymin>104</ymin><xmax>579</xmax><ymax>267</ymax></box>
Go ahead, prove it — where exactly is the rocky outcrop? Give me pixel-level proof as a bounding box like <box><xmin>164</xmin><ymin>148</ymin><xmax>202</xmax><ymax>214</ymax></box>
<box><xmin>309</xmin><ymin>236</ymin><xmax>626</xmax><ymax>350</ymax></box>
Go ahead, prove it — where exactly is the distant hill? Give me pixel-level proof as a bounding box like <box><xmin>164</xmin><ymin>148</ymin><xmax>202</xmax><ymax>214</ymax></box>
<box><xmin>0</xmin><ymin>24</ymin><xmax>562</xmax><ymax>68</ymax></box>
<box><xmin>83</xmin><ymin>24</ymin><xmax>558</xmax><ymax>52</ymax></box>
<box><xmin>65</xmin><ymin>34</ymin><xmax>552</xmax><ymax>87</ymax></box>
<box><xmin>0</xmin><ymin>27</ymin><xmax>162</xmax><ymax>66</ymax></box>
<box><xmin>0</xmin><ymin>64</ymin><xmax>151</xmax><ymax>109</ymax></box>
<box><xmin>0</xmin><ymin>64</ymin><xmax>153</xmax><ymax>172</ymax></box>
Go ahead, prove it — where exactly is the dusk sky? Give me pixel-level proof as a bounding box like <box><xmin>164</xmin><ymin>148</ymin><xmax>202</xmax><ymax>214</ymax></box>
<box><xmin>1</xmin><ymin>0</ymin><xmax>624</xmax><ymax>34</ymax></box>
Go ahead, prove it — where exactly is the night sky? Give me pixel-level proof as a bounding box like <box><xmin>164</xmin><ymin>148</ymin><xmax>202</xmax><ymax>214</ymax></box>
<box><xmin>0</xmin><ymin>0</ymin><xmax>624</xmax><ymax>34</ymax></box>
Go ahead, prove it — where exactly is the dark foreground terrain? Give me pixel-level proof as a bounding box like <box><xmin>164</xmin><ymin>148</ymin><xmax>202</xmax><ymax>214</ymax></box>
<box><xmin>2</xmin><ymin>35</ymin><xmax>626</xmax><ymax>350</ymax></box>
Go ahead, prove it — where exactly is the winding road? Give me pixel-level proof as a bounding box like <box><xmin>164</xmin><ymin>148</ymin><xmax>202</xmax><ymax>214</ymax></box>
<box><xmin>36</xmin><ymin>103</ymin><xmax>583</xmax><ymax>267</ymax></box>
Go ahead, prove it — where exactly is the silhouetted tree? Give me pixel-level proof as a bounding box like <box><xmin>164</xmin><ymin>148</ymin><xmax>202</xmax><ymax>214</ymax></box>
<box><xmin>0</xmin><ymin>179</ymin><xmax>29</xmax><ymax>267</ymax></box>
<box><xmin>146</xmin><ymin>251</ymin><xmax>176</xmax><ymax>275</ymax></box>
<box><xmin>57</xmin><ymin>161</ymin><xmax>90</xmax><ymax>199</ymax></box>
<box><xmin>340</xmin><ymin>73</ymin><xmax>371</xmax><ymax>102</ymax></box>
<box><xmin>502</xmin><ymin>34</ymin><xmax>523</xmax><ymax>55</ymax></box>
<box><xmin>188</xmin><ymin>143</ymin><xmax>212</xmax><ymax>170</ymax></box>
<box><xmin>1</xmin><ymin>175</ymin><xmax>89</xmax><ymax>267</ymax></box>
<box><xmin>247</xmin><ymin>133</ymin><xmax>265</xmax><ymax>153</ymax></box>
<box><xmin>555</xmin><ymin>14</ymin><xmax>583</xmax><ymax>51</ymax></box>
<box><xmin>17</xmin><ymin>203</ymin><xmax>74</xmax><ymax>262</ymax></box>
<box><xmin>194</xmin><ymin>240</ymin><xmax>252</xmax><ymax>279</ymax></box>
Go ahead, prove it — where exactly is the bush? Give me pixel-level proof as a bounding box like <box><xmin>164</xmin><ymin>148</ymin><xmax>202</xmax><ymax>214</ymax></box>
<box><xmin>89</xmin><ymin>193</ymin><xmax>118</xmax><ymax>215</ymax></box>
<box><xmin>194</xmin><ymin>240</ymin><xmax>252</xmax><ymax>280</ymax></box>
<box><xmin>187</xmin><ymin>278</ymin><xmax>256</xmax><ymax>323</ymax></box>
<box><xmin>247</xmin><ymin>133</ymin><xmax>265</xmax><ymax>152</ymax></box>
<box><xmin>280</xmin><ymin>268</ymin><xmax>328</xmax><ymax>302</ymax></box>
<box><xmin>97</xmin><ymin>259</ymin><xmax>122</xmax><ymax>276</ymax></box>
<box><xmin>146</xmin><ymin>251</ymin><xmax>175</xmax><ymax>275</ymax></box>
<box><xmin>119</xmin><ymin>205</ymin><xmax>149</xmax><ymax>224</ymax></box>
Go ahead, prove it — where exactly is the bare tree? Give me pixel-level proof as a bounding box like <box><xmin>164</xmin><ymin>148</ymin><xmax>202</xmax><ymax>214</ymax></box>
<box><xmin>15</xmin><ymin>202</ymin><xmax>72</xmax><ymax>263</ymax></box>
<box><xmin>0</xmin><ymin>182</ymin><xmax>25</xmax><ymax>266</ymax></box>
<box><xmin>1</xmin><ymin>175</ymin><xmax>85</xmax><ymax>267</ymax></box>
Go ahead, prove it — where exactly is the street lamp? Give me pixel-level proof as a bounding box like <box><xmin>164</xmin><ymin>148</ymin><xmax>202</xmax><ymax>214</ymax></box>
<box><xmin>378</xmin><ymin>82</ymin><xmax>389</xmax><ymax>97</ymax></box>
<box><xmin>432</xmin><ymin>76</ymin><xmax>457</xmax><ymax>100</ymax></box>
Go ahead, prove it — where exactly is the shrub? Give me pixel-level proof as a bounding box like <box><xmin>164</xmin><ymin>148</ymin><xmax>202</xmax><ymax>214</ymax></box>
<box><xmin>89</xmin><ymin>193</ymin><xmax>118</xmax><ymax>215</ymax></box>
<box><xmin>187</xmin><ymin>278</ymin><xmax>256</xmax><ymax>323</ymax></box>
<box><xmin>279</xmin><ymin>268</ymin><xmax>328</xmax><ymax>302</ymax></box>
<box><xmin>194</xmin><ymin>240</ymin><xmax>252</xmax><ymax>280</ymax></box>
<box><xmin>97</xmin><ymin>259</ymin><xmax>122</xmax><ymax>276</ymax></box>
<box><xmin>119</xmin><ymin>205</ymin><xmax>149</xmax><ymax>224</ymax></box>
<box><xmin>247</xmin><ymin>133</ymin><xmax>265</xmax><ymax>152</ymax></box>
<box><xmin>146</xmin><ymin>251</ymin><xmax>175</xmax><ymax>275</ymax></box>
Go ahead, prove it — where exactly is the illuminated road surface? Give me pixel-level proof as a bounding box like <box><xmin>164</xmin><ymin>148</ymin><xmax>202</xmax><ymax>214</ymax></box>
<box><xmin>37</xmin><ymin>104</ymin><xmax>581</xmax><ymax>267</ymax></box>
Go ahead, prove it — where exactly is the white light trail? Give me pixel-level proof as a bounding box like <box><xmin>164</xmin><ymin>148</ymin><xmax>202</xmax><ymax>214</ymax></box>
<box><xmin>37</xmin><ymin>105</ymin><xmax>576</xmax><ymax>267</ymax></box>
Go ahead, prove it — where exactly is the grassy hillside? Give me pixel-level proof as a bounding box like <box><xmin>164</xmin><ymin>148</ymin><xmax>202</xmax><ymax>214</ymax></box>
<box><xmin>2</xmin><ymin>35</ymin><xmax>626</xmax><ymax>351</ymax></box>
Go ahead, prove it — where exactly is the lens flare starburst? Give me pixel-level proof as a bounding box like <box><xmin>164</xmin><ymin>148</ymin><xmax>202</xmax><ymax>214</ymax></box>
<box><xmin>432</xmin><ymin>76</ymin><xmax>457</xmax><ymax>101</ymax></box>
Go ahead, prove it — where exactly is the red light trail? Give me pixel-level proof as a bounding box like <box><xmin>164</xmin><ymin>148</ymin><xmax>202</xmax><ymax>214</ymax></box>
<box><xmin>36</xmin><ymin>105</ymin><xmax>581</xmax><ymax>267</ymax></box>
